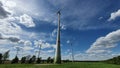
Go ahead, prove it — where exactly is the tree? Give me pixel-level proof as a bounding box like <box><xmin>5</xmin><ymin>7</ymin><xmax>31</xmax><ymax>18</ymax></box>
<box><xmin>47</xmin><ymin>57</ymin><xmax>51</xmax><ymax>63</ymax></box>
<box><xmin>50</xmin><ymin>58</ymin><xmax>54</xmax><ymax>63</ymax></box>
<box><xmin>0</xmin><ymin>53</ymin><xmax>2</xmax><ymax>64</ymax></box>
<box><xmin>65</xmin><ymin>59</ymin><xmax>70</xmax><ymax>63</ymax></box>
<box><xmin>28</xmin><ymin>58</ymin><xmax>33</xmax><ymax>64</ymax></box>
<box><xmin>105</xmin><ymin>56</ymin><xmax>120</xmax><ymax>65</ymax></box>
<box><xmin>3</xmin><ymin>50</ymin><xmax>10</xmax><ymax>63</ymax></box>
<box><xmin>36</xmin><ymin>57</ymin><xmax>41</xmax><ymax>64</ymax></box>
<box><xmin>117</xmin><ymin>56</ymin><xmax>120</xmax><ymax>64</ymax></box>
<box><xmin>11</xmin><ymin>56</ymin><xmax>19</xmax><ymax>64</ymax></box>
<box><xmin>31</xmin><ymin>55</ymin><xmax>36</xmax><ymax>63</ymax></box>
<box><xmin>21</xmin><ymin>57</ymin><xmax>26</xmax><ymax>64</ymax></box>
<box><xmin>28</xmin><ymin>55</ymin><xmax>36</xmax><ymax>64</ymax></box>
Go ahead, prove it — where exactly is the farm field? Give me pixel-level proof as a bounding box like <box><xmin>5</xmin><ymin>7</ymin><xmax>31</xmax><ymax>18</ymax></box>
<box><xmin>0</xmin><ymin>62</ymin><xmax>120</xmax><ymax>68</ymax></box>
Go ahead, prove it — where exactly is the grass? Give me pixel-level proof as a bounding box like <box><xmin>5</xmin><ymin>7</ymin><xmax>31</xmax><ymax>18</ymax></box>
<box><xmin>0</xmin><ymin>62</ymin><xmax>120</xmax><ymax>68</ymax></box>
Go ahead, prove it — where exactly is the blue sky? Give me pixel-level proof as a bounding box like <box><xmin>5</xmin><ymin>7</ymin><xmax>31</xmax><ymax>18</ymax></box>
<box><xmin>0</xmin><ymin>0</ymin><xmax>120</xmax><ymax>61</ymax></box>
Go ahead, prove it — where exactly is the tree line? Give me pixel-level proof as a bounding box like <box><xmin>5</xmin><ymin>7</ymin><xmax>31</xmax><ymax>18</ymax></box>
<box><xmin>0</xmin><ymin>51</ymin><xmax>54</xmax><ymax>64</ymax></box>
<box><xmin>11</xmin><ymin>55</ymin><xmax>54</xmax><ymax>64</ymax></box>
<box><xmin>105</xmin><ymin>56</ymin><xmax>120</xmax><ymax>65</ymax></box>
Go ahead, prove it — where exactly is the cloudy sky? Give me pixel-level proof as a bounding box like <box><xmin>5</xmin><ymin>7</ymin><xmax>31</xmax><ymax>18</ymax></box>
<box><xmin>0</xmin><ymin>0</ymin><xmax>120</xmax><ymax>61</ymax></box>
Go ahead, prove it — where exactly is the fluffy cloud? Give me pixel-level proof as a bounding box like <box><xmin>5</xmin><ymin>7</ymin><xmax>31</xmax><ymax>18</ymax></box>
<box><xmin>0</xmin><ymin>18</ymin><xmax>22</xmax><ymax>34</ymax></box>
<box><xmin>0</xmin><ymin>1</ymin><xmax>10</xmax><ymax>19</ymax></box>
<box><xmin>34</xmin><ymin>40</ymin><xmax>43</xmax><ymax>47</ymax></box>
<box><xmin>62</xmin><ymin>50</ymin><xmax>120</xmax><ymax>60</ymax></box>
<box><xmin>24</xmin><ymin>40</ymin><xmax>32</xmax><ymax>46</ymax></box>
<box><xmin>7</xmin><ymin>37</ymin><xmax>20</xmax><ymax>42</ymax></box>
<box><xmin>42</xmin><ymin>43</ymin><xmax>56</xmax><ymax>49</ymax></box>
<box><xmin>19</xmin><ymin>14</ymin><xmax>35</xmax><ymax>27</ymax></box>
<box><xmin>51</xmin><ymin>29</ymin><xmax>57</xmax><ymax>37</ymax></box>
<box><xmin>108</xmin><ymin>9</ymin><xmax>120</xmax><ymax>21</ymax></box>
<box><xmin>86</xmin><ymin>29</ymin><xmax>120</xmax><ymax>54</ymax></box>
<box><xmin>17</xmin><ymin>40</ymin><xmax>33</xmax><ymax>51</ymax></box>
<box><xmin>0</xmin><ymin>0</ymin><xmax>57</xmax><ymax>60</ymax></box>
<box><xmin>34</xmin><ymin>40</ymin><xmax>56</xmax><ymax>49</ymax></box>
<box><xmin>0</xmin><ymin>33</ymin><xmax>20</xmax><ymax>43</ymax></box>
<box><xmin>23</xmin><ymin>46</ymin><xmax>34</xmax><ymax>51</ymax></box>
<box><xmin>5</xmin><ymin>1</ymin><xmax>16</xmax><ymax>8</ymax></box>
<box><xmin>73</xmin><ymin>53</ymin><xmax>112</xmax><ymax>61</ymax></box>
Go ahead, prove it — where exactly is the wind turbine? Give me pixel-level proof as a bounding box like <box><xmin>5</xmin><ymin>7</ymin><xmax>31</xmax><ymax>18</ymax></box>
<box><xmin>70</xmin><ymin>43</ymin><xmax>74</xmax><ymax>62</ymax></box>
<box><xmin>35</xmin><ymin>40</ymin><xmax>42</xmax><ymax>58</ymax></box>
<box><xmin>67</xmin><ymin>40</ymin><xmax>74</xmax><ymax>62</ymax></box>
<box><xmin>38</xmin><ymin>44</ymin><xmax>42</xmax><ymax>58</ymax></box>
<box><xmin>16</xmin><ymin>46</ymin><xmax>21</xmax><ymax>57</ymax></box>
<box><xmin>34</xmin><ymin>50</ymin><xmax>38</xmax><ymax>57</ymax></box>
<box><xmin>54</xmin><ymin>10</ymin><xmax>61</xmax><ymax>64</ymax></box>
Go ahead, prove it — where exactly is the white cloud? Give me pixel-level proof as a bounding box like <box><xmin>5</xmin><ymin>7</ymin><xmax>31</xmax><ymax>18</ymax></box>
<box><xmin>108</xmin><ymin>9</ymin><xmax>120</xmax><ymax>21</ymax></box>
<box><xmin>73</xmin><ymin>53</ymin><xmax>111</xmax><ymax>61</ymax></box>
<box><xmin>42</xmin><ymin>43</ymin><xmax>56</xmax><ymax>49</ymax></box>
<box><xmin>17</xmin><ymin>40</ymin><xmax>33</xmax><ymax>51</ymax></box>
<box><xmin>24</xmin><ymin>40</ymin><xmax>32</xmax><ymax>46</ymax></box>
<box><xmin>62</xmin><ymin>51</ymin><xmax>120</xmax><ymax>61</ymax></box>
<box><xmin>47</xmin><ymin>50</ymin><xmax>54</xmax><ymax>53</ymax></box>
<box><xmin>0</xmin><ymin>0</ymin><xmax>58</xmax><ymax>60</ymax></box>
<box><xmin>5</xmin><ymin>1</ymin><xmax>16</xmax><ymax>8</ymax></box>
<box><xmin>8</xmin><ymin>0</ymin><xmax>56</xmax><ymax>24</ymax></box>
<box><xmin>61</xmin><ymin>24</ymin><xmax>66</xmax><ymax>30</ymax></box>
<box><xmin>34</xmin><ymin>40</ymin><xmax>44</xmax><ymax>47</ymax></box>
<box><xmin>51</xmin><ymin>29</ymin><xmax>57</xmax><ymax>37</ymax></box>
<box><xmin>34</xmin><ymin>40</ymin><xmax>56</xmax><ymax>49</ymax></box>
<box><xmin>23</xmin><ymin>46</ymin><xmax>34</xmax><ymax>51</ymax></box>
<box><xmin>29</xmin><ymin>32</ymin><xmax>36</xmax><ymax>38</ymax></box>
<box><xmin>67</xmin><ymin>40</ymin><xmax>70</xmax><ymax>44</ymax></box>
<box><xmin>0</xmin><ymin>18</ymin><xmax>22</xmax><ymax>35</ymax></box>
<box><xmin>0</xmin><ymin>40</ymin><xmax>11</xmax><ymax>45</ymax></box>
<box><xmin>86</xmin><ymin>29</ymin><xmax>120</xmax><ymax>54</ymax></box>
<box><xmin>0</xmin><ymin>1</ymin><xmax>11</xmax><ymax>19</ymax></box>
<box><xmin>19</xmin><ymin>14</ymin><xmax>35</xmax><ymax>27</ymax></box>
<box><xmin>0</xmin><ymin>33</ymin><xmax>20</xmax><ymax>43</ymax></box>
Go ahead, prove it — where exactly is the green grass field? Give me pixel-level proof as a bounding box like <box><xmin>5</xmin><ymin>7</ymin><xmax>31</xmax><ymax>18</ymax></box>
<box><xmin>0</xmin><ymin>62</ymin><xmax>120</xmax><ymax>68</ymax></box>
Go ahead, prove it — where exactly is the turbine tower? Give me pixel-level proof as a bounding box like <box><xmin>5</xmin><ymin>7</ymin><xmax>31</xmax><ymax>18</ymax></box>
<box><xmin>38</xmin><ymin>44</ymin><xmax>42</xmax><ymax>58</ymax></box>
<box><xmin>54</xmin><ymin>10</ymin><xmax>61</xmax><ymax>64</ymax></box>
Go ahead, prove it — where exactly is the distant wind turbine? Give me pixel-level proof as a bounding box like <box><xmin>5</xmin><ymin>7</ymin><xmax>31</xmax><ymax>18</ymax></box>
<box><xmin>37</xmin><ymin>41</ymin><xmax>42</xmax><ymax>58</ymax></box>
<box><xmin>67</xmin><ymin>40</ymin><xmax>74</xmax><ymax>62</ymax></box>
